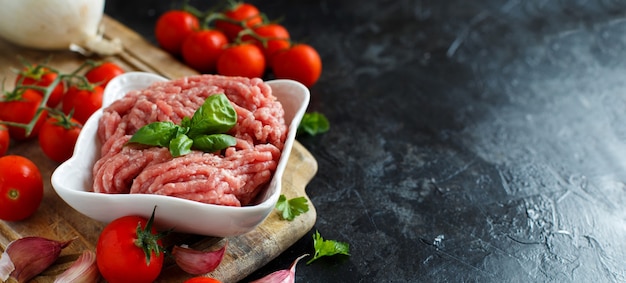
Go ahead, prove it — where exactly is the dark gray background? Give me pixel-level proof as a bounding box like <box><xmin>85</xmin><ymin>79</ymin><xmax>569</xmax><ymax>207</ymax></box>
<box><xmin>106</xmin><ymin>0</ymin><xmax>626</xmax><ymax>282</ymax></box>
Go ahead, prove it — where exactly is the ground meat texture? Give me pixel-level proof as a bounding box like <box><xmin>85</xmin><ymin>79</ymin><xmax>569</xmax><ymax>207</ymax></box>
<box><xmin>92</xmin><ymin>75</ymin><xmax>287</xmax><ymax>206</ymax></box>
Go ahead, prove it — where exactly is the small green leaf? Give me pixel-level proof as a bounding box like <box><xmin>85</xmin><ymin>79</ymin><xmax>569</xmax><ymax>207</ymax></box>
<box><xmin>275</xmin><ymin>195</ymin><xmax>310</xmax><ymax>221</ymax></box>
<box><xmin>181</xmin><ymin>116</ymin><xmax>192</xmax><ymax>128</ymax></box>
<box><xmin>188</xmin><ymin>93</ymin><xmax>237</xmax><ymax>138</ymax></box>
<box><xmin>192</xmin><ymin>134</ymin><xmax>237</xmax><ymax>152</ymax></box>
<box><xmin>169</xmin><ymin>133</ymin><xmax>193</xmax><ymax>157</ymax></box>
<box><xmin>129</xmin><ymin>121</ymin><xmax>180</xmax><ymax>147</ymax></box>
<box><xmin>297</xmin><ymin>112</ymin><xmax>330</xmax><ymax>136</ymax></box>
<box><xmin>307</xmin><ymin>230</ymin><xmax>350</xmax><ymax>264</ymax></box>
<box><xmin>176</xmin><ymin>124</ymin><xmax>190</xmax><ymax>136</ymax></box>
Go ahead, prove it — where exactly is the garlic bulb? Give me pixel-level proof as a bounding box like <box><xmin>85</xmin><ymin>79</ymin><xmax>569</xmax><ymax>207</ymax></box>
<box><xmin>0</xmin><ymin>0</ymin><xmax>122</xmax><ymax>55</ymax></box>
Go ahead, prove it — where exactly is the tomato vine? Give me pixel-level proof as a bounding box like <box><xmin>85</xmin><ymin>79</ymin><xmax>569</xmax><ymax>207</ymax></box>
<box><xmin>0</xmin><ymin>60</ymin><xmax>112</xmax><ymax>137</ymax></box>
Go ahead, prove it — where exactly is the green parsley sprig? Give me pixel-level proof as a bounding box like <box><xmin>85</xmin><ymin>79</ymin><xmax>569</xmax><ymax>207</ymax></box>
<box><xmin>275</xmin><ymin>195</ymin><xmax>309</xmax><ymax>221</ymax></box>
<box><xmin>307</xmin><ymin>230</ymin><xmax>350</xmax><ymax>264</ymax></box>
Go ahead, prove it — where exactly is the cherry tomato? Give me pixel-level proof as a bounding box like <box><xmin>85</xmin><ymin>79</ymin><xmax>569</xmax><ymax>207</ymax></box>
<box><xmin>181</xmin><ymin>29</ymin><xmax>228</xmax><ymax>73</ymax></box>
<box><xmin>215</xmin><ymin>3</ymin><xmax>263</xmax><ymax>40</ymax></box>
<box><xmin>0</xmin><ymin>89</ymin><xmax>48</xmax><ymax>140</ymax></box>
<box><xmin>272</xmin><ymin>44</ymin><xmax>322</xmax><ymax>88</ymax></box>
<box><xmin>155</xmin><ymin>10</ymin><xmax>200</xmax><ymax>55</ymax></box>
<box><xmin>0</xmin><ymin>155</ymin><xmax>43</xmax><ymax>221</ymax></box>
<box><xmin>96</xmin><ymin>212</ymin><xmax>164</xmax><ymax>283</ymax></box>
<box><xmin>84</xmin><ymin>61</ymin><xmax>125</xmax><ymax>87</ymax></box>
<box><xmin>0</xmin><ymin>123</ymin><xmax>9</xmax><ymax>156</ymax></box>
<box><xmin>15</xmin><ymin>65</ymin><xmax>65</xmax><ymax>108</ymax></box>
<box><xmin>61</xmin><ymin>84</ymin><xmax>103</xmax><ymax>125</ymax></box>
<box><xmin>244</xmin><ymin>23</ymin><xmax>291</xmax><ymax>66</ymax></box>
<box><xmin>184</xmin><ymin>277</ymin><xmax>222</xmax><ymax>283</ymax></box>
<box><xmin>38</xmin><ymin>115</ymin><xmax>81</xmax><ymax>163</ymax></box>
<box><xmin>217</xmin><ymin>43</ymin><xmax>266</xmax><ymax>78</ymax></box>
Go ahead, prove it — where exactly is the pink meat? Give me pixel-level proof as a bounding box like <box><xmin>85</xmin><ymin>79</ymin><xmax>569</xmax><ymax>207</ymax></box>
<box><xmin>92</xmin><ymin>75</ymin><xmax>286</xmax><ymax>206</ymax></box>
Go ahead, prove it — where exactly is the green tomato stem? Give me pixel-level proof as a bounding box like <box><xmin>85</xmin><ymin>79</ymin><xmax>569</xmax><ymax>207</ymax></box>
<box><xmin>7</xmin><ymin>188</ymin><xmax>19</xmax><ymax>200</ymax></box>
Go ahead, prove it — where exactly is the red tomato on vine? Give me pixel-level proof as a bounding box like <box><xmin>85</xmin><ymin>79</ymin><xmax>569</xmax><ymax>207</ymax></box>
<box><xmin>0</xmin><ymin>155</ymin><xmax>43</xmax><ymax>221</ymax></box>
<box><xmin>155</xmin><ymin>10</ymin><xmax>200</xmax><ymax>55</ymax></box>
<box><xmin>217</xmin><ymin>43</ymin><xmax>266</xmax><ymax>78</ymax></box>
<box><xmin>272</xmin><ymin>44</ymin><xmax>322</xmax><ymax>88</ymax></box>
<box><xmin>0</xmin><ymin>124</ymin><xmax>8</xmax><ymax>157</ymax></box>
<box><xmin>15</xmin><ymin>65</ymin><xmax>65</xmax><ymax>108</ymax></box>
<box><xmin>244</xmin><ymin>23</ymin><xmax>291</xmax><ymax>66</ymax></box>
<box><xmin>181</xmin><ymin>29</ymin><xmax>229</xmax><ymax>73</ymax></box>
<box><xmin>96</xmin><ymin>209</ymin><xmax>166</xmax><ymax>283</ymax></box>
<box><xmin>215</xmin><ymin>3</ymin><xmax>263</xmax><ymax>40</ymax></box>
<box><xmin>38</xmin><ymin>115</ymin><xmax>82</xmax><ymax>163</ymax></box>
<box><xmin>85</xmin><ymin>61</ymin><xmax>125</xmax><ymax>87</ymax></box>
<box><xmin>0</xmin><ymin>89</ymin><xmax>48</xmax><ymax>140</ymax></box>
<box><xmin>61</xmin><ymin>84</ymin><xmax>103</xmax><ymax>125</ymax></box>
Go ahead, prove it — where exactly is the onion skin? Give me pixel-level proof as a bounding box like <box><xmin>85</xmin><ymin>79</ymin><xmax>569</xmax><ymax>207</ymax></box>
<box><xmin>0</xmin><ymin>0</ymin><xmax>121</xmax><ymax>55</ymax></box>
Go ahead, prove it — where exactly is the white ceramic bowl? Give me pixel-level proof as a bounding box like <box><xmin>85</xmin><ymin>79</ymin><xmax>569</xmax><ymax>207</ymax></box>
<box><xmin>51</xmin><ymin>72</ymin><xmax>310</xmax><ymax>237</ymax></box>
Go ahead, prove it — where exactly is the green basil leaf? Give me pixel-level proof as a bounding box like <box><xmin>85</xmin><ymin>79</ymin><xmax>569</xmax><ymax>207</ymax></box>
<box><xmin>169</xmin><ymin>133</ymin><xmax>193</xmax><ymax>157</ymax></box>
<box><xmin>176</xmin><ymin>125</ymin><xmax>190</xmax><ymax>136</ymax></box>
<box><xmin>192</xmin><ymin>134</ymin><xmax>237</xmax><ymax>152</ymax></box>
<box><xmin>187</xmin><ymin>93</ymin><xmax>237</xmax><ymax>138</ymax></box>
<box><xmin>129</xmin><ymin>121</ymin><xmax>180</xmax><ymax>147</ymax></box>
<box><xmin>181</xmin><ymin>116</ymin><xmax>191</xmax><ymax>128</ymax></box>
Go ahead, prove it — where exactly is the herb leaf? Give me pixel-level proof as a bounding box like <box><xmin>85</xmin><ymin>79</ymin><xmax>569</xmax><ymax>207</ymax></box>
<box><xmin>181</xmin><ymin>116</ymin><xmax>192</xmax><ymax>128</ymax></box>
<box><xmin>192</xmin><ymin>134</ymin><xmax>237</xmax><ymax>152</ymax></box>
<box><xmin>307</xmin><ymin>230</ymin><xmax>350</xmax><ymax>264</ymax></box>
<box><xmin>297</xmin><ymin>112</ymin><xmax>330</xmax><ymax>136</ymax></box>
<box><xmin>187</xmin><ymin>93</ymin><xmax>237</xmax><ymax>138</ymax></box>
<box><xmin>275</xmin><ymin>195</ymin><xmax>310</xmax><ymax>221</ymax></box>
<box><xmin>127</xmin><ymin>93</ymin><xmax>238</xmax><ymax>157</ymax></box>
<box><xmin>169</xmin><ymin>133</ymin><xmax>193</xmax><ymax>157</ymax></box>
<box><xmin>128</xmin><ymin>121</ymin><xmax>180</xmax><ymax>147</ymax></box>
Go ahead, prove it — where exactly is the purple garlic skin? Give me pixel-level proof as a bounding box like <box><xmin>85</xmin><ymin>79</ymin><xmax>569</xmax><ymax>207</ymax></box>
<box><xmin>2</xmin><ymin>236</ymin><xmax>73</xmax><ymax>283</ymax></box>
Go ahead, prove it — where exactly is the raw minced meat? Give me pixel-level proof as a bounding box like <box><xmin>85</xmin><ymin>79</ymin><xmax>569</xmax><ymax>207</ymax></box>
<box><xmin>92</xmin><ymin>74</ymin><xmax>286</xmax><ymax>207</ymax></box>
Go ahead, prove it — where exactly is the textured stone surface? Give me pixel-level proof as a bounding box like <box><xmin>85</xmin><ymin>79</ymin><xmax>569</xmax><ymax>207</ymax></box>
<box><xmin>107</xmin><ymin>0</ymin><xmax>626</xmax><ymax>281</ymax></box>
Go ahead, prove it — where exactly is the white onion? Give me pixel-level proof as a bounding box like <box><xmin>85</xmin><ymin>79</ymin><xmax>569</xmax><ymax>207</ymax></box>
<box><xmin>0</xmin><ymin>0</ymin><xmax>122</xmax><ymax>55</ymax></box>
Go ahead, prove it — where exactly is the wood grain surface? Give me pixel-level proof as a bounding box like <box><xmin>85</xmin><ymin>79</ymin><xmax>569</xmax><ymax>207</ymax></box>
<box><xmin>0</xmin><ymin>15</ymin><xmax>317</xmax><ymax>283</ymax></box>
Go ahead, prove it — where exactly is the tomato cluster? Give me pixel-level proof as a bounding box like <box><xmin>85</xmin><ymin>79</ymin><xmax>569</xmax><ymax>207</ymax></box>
<box><xmin>0</xmin><ymin>61</ymin><xmax>124</xmax><ymax>222</ymax></box>
<box><xmin>0</xmin><ymin>61</ymin><xmax>125</xmax><ymax>163</ymax></box>
<box><xmin>155</xmin><ymin>2</ymin><xmax>322</xmax><ymax>87</ymax></box>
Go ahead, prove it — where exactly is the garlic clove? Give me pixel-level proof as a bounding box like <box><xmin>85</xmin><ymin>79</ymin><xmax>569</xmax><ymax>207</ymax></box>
<box><xmin>54</xmin><ymin>250</ymin><xmax>100</xmax><ymax>283</ymax></box>
<box><xmin>250</xmin><ymin>254</ymin><xmax>308</xmax><ymax>283</ymax></box>
<box><xmin>172</xmin><ymin>242</ymin><xmax>228</xmax><ymax>275</ymax></box>
<box><xmin>0</xmin><ymin>249</ymin><xmax>15</xmax><ymax>282</ymax></box>
<box><xmin>5</xmin><ymin>236</ymin><xmax>73</xmax><ymax>282</ymax></box>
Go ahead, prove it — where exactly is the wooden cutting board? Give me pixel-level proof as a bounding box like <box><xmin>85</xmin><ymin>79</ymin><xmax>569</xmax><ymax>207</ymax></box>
<box><xmin>0</xmin><ymin>15</ymin><xmax>317</xmax><ymax>283</ymax></box>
